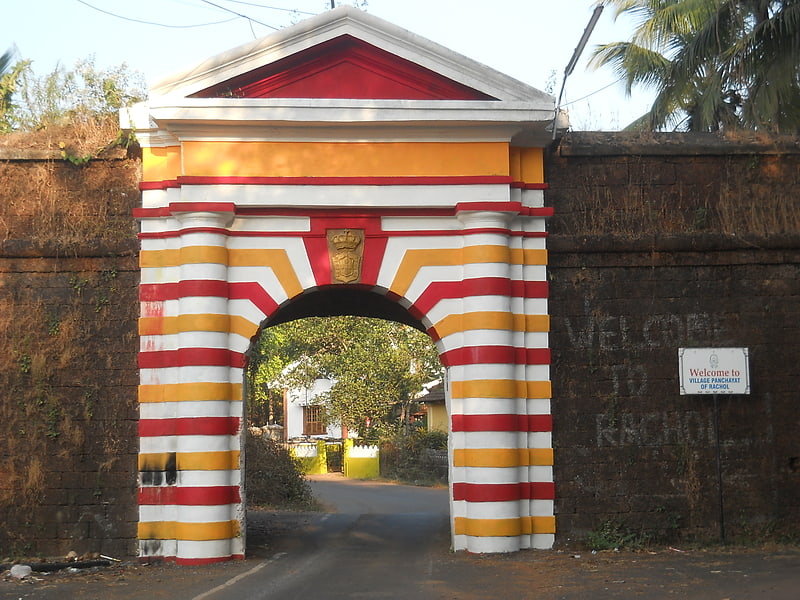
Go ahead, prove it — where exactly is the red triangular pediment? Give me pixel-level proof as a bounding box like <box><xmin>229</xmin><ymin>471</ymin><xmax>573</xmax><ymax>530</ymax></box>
<box><xmin>190</xmin><ymin>35</ymin><xmax>497</xmax><ymax>101</ymax></box>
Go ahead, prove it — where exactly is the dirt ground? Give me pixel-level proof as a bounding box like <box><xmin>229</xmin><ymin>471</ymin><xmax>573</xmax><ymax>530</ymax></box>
<box><xmin>2</xmin><ymin>510</ymin><xmax>798</xmax><ymax>600</ymax></box>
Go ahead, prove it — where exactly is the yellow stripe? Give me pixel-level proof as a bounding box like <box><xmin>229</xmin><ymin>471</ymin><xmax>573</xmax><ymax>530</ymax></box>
<box><xmin>454</xmin><ymin>516</ymin><xmax>555</xmax><ymax>537</ymax></box>
<box><xmin>433</xmin><ymin>312</ymin><xmax>549</xmax><ymax>338</ymax></box>
<box><xmin>140</xmin><ymin>248</ymin><xmax>303</xmax><ymax>299</ymax></box>
<box><xmin>138</xmin><ymin>451</ymin><xmax>241</xmax><ymax>471</ymax></box>
<box><xmin>182</xmin><ymin>141</ymin><xmax>510</xmax><ymax>178</ymax></box>
<box><xmin>452</xmin><ymin>448</ymin><xmax>553</xmax><ymax>468</ymax></box>
<box><xmin>227</xmin><ymin>249</ymin><xmax>304</xmax><ymax>298</ymax></box>
<box><xmin>451</xmin><ymin>380</ymin><xmax>551</xmax><ymax>400</ymax></box>
<box><xmin>391</xmin><ymin>246</ymin><xmax>511</xmax><ymax>298</ymax></box>
<box><xmin>142</xmin><ymin>146</ymin><xmax>181</xmax><ymax>182</ymax></box>
<box><xmin>138</xmin><ymin>520</ymin><xmax>240</xmax><ymax>541</ymax></box>
<box><xmin>139</xmin><ymin>383</ymin><xmax>243</xmax><ymax>403</ymax></box>
<box><xmin>139</xmin><ymin>315</ymin><xmax>258</xmax><ymax>339</ymax></box>
<box><xmin>509</xmin><ymin>248</ymin><xmax>548</xmax><ymax>265</ymax></box>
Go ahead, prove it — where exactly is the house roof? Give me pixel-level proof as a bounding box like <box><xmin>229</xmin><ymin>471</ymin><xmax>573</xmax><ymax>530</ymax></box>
<box><xmin>129</xmin><ymin>6</ymin><xmax>555</xmax><ymax>145</ymax></box>
<box><xmin>419</xmin><ymin>382</ymin><xmax>445</xmax><ymax>404</ymax></box>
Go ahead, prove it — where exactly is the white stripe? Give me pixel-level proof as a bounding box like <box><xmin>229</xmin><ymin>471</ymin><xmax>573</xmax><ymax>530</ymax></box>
<box><xmin>227</xmin><ymin>299</ymin><xmax>268</xmax><ymax>328</ymax></box>
<box><xmin>179</xmin><ymin>183</ymin><xmax>510</xmax><ymax>209</ymax></box>
<box><xmin>451</xmin><ymin>500</ymin><xmax>523</xmax><ymax>520</ymax></box>
<box><xmin>140</xmin><ymin>401</ymin><xmax>243</xmax><ymax>420</ymax></box>
<box><xmin>141</xmin><ymin>266</ymin><xmax>180</xmax><ymax>284</ymax></box>
<box><xmin>450</xmin><ymin>466</ymin><xmax>522</xmax><ymax>484</ymax></box>
<box><xmin>530</xmin><ymin>499</ymin><xmax>554</xmax><ymax>517</ymax></box>
<box><xmin>140</xmin><ymin>538</ymin><xmax>177</xmax><ymax>558</ymax></box>
<box><xmin>228</xmin><ymin>266</ymin><xmax>290</xmax><ymax>303</ymax></box>
<box><xmin>139</xmin><ymin>366</ymin><xmax>232</xmax><ymax>385</ymax></box>
<box><xmin>531</xmin><ymin>534</ymin><xmax>555</xmax><ymax>550</ymax></box>
<box><xmin>381</xmin><ymin>216</ymin><xmax>461</xmax><ymax>231</ymax></box>
<box><xmin>177</xmin><ymin>539</ymin><xmax>243</xmax><ymax>560</ymax></box>
<box><xmin>140</xmin><ymin>435</ymin><xmax>239</xmax><ymax>454</ymax></box>
<box><xmin>229</xmin><ymin>216</ymin><xmax>311</xmax><ymax>233</ymax></box>
<box><xmin>377</xmin><ymin>237</ymin><xmax>465</xmax><ymax>288</ymax></box>
<box><xmin>453</xmin><ymin>535</ymin><xmax>521</xmax><ymax>553</ymax></box>
<box><xmin>177</xmin><ymin>470</ymin><xmax>241</xmax><ymax>487</ymax></box>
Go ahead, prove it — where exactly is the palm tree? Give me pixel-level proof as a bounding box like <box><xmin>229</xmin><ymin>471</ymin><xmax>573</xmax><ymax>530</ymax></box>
<box><xmin>590</xmin><ymin>0</ymin><xmax>800</xmax><ymax>133</ymax></box>
<box><xmin>0</xmin><ymin>46</ymin><xmax>25</xmax><ymax>132</ymax></box>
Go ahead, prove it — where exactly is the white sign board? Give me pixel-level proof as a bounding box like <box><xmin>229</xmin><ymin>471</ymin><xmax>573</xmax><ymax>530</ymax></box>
<box><xmin>678</xmin><ymin>347</ymin><xmax>750</xmax><ymax>395</ymax></box>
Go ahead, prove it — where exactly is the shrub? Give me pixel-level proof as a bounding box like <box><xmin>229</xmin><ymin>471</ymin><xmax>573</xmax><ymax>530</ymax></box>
<box><xmin>244</xmin><ymin>430</ymin><xmax>319</xmax><ymax>510</ymax></box>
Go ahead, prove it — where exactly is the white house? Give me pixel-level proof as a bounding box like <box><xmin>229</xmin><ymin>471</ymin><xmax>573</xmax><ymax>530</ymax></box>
<box><xmin>284</xmin><ymin>378</ymin><xmax>345</xmax><ymax>439</ymax></box>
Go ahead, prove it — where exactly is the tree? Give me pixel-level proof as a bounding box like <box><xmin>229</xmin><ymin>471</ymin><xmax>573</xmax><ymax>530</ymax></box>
<box><xmin>247</xmin><ymin>316</ymin><xmax>444</xmax><ymax>438</ymax></box>
<box><xmin>0</xmin><ymin>54</ymin><xmax>146</xmax><ymax>132</ymax></box>
<box><xmin>0</xmin><ymin>47</ymin><xmax>28</xmax><ymax>132</ymax></box>
<box><xmin>12</xmin><ymin>55</ymin><xmax>146</xmax><ymax>131</ymax></box>
<box><xmin>591</xmin><ymin>0</ymin><xmax>800</xmax><ymax>132</ymax></box>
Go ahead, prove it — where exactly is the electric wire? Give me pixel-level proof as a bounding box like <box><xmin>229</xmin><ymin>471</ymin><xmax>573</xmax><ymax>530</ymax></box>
<box><xmin>212</xmin><ymin>0</ymin><xmax>316</xmax><ymax>15</ymax></box>
<box><xmin>199</xmin><ymin>0</ymin><xmax>279</xmax><ymax>29</ymax></box>
<box><xmin>74</xmin><ymin>0</ymin><xmax>240</xmax><ymax>28</ymax></box>
<box><xmin>560</xmin><ymin>78</ymin><xmax>622</xmax><ymax>107</ymax></box>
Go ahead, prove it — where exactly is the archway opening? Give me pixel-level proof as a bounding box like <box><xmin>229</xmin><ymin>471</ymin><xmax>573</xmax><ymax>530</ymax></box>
<box><xmin>242</xmin><ymin>287</ymin><xmax>448</xmax><ymax>546</ymax></box>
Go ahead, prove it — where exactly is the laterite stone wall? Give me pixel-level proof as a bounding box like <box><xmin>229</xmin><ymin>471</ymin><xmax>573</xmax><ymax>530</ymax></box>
<box><xmin>0</xmin><ymin>149</ymin><xmax>140</xmax><ymax>558</ymax></box>
<box><xmin>546</xmin><ymin>133</ymin><xmax>800</xmax><ymax>545</ymax></box>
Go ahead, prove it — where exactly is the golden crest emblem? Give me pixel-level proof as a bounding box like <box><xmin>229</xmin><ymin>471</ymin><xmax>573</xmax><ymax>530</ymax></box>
<box><xmin>327</xmin><ymin>229</ymin><xmax>364</xmax><ymax>283</ymax></box>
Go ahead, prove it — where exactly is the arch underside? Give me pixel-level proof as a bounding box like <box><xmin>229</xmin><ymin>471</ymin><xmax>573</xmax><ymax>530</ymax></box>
<box><xmin>266</xmin><ymin>286</ymin><xmax>425</xmax><ymax>331</ymax></box>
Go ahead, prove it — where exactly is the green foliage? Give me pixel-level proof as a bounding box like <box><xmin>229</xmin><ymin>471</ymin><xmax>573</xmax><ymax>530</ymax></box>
<box><xmin>587</xmin><ymin>519</ymin><xmax>653</xmax><ymax>551</ymax></box>
<box><xmin>5</xmin><ymin>55</ymin><xmax>146</xmax><ymax>131</ymax></box>
<box><xmin>248</xmin><ymin>316</ymin><xmax>443</xmax><ymax>436</ymax></box>
<box><xmin>591</xmin><ymin>0</ymin><xmax>800</xmax><ymax>133</ymax></box>
<box><xmin>0</xmin><ymin>46</ymin><xmax>29</xmax><ymax>133</ymax></box>
<box><xmin>244</xmin><ymin>431</ymin><xmax>319</xmax><ymax>510</ymax></box>
<box><xmin>379</xmin><ymin>428</ymin><xmax>448</xmax><ymax>485</ymax></box>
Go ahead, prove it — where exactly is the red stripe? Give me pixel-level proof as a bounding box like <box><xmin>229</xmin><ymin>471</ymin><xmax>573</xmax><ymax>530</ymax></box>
<box><xmin>138</xmin><ymin>348</ymin><xmax>245</xmax><ymax>369</ymax></box>
<box><xmin>176</xmin><ymin>555</ymin><xmax>244</xmax><ymax>566</ymax></box>
<box><xmin>439</xmin><ymin>347</ymin><xmax>551</xmax><ymax>367</ymax></box>
<box><xmin>413</xmin><ymin>278</ymin><xmax>549</xmax><ymax>321</ymax></box>
<box><xmin>511</xmin><ymin>182</ymin><xmax>549</xmax><ymax>190</ymax></box>
<box><xmin>229</xmin><ymin>282</ymin><xmax>279</xmax><ymax>316</ymax></box>
<box><xmin>138</xmin><ymin>281</ymin><xmax>278</xmax><ymax>318</ymax></box>
<box><xmin>139</xmin><ymin>227</ymin><xmax>547</xmax><ymax>241</ymax></box>
<box><xmin>138</xmin><ymin>417</ymin><xmax>241</xmax><ymax>437</ymax></box>
<box><xmin>455</xmin><ymin>201</ymin><xmax>521</xmax><ymax>214</ymax></box>
<box><xmin>453</xmin><ymin>482</ymin><xmax>555</xmax><ymax>502</ymax></box>
<box><xmin>451</xmin><ymin>414</ymin><xmax>552</xmax><ymax>432</ymax></box>
<box><xmin>139</xmin><ymin>180</ymin><xmax>179</xmax><ymax>191</ymax></box>
<box><xmin>138</xmin><ymin>486</ymin><xmax>242</xmax><ymax>506</ymax></box>
<box><xmin>168</xmin><ymin>202</ymin><xmax>236</xmax><ymax>215</ymax></box>
<box><xmin>523</xmin><ymin>206</ymin><xmax>555</xmax><ymax>217</ymax></box>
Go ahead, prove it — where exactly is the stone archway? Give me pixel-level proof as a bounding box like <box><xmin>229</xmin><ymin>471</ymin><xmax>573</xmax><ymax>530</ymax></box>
<box><xmin>130</xmin><ymin>6</ymin><xmax>555</xmax><ymax>564</ymax></box>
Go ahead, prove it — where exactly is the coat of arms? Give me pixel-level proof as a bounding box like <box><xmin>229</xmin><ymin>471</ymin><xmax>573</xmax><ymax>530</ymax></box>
<box><xmin>327</xmin><ymin>229</ymin><xmax>364</xmax><ymax>283</ymax></box>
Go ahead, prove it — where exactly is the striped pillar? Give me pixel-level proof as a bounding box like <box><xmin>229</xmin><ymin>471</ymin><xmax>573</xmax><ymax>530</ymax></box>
<box><xmin>450</xmin><ymin>208</ymin><xmax>518</xmax><ymax>553</ymax></box>
<box><xmin>521</xmin><ymin>190</ymin><xmax>556</xmax><ymax>550</ymax></box>
<box><xmin>138</xmin><ymin>206</ymin><xmax>245</xmax><ymax>564</ymax></box>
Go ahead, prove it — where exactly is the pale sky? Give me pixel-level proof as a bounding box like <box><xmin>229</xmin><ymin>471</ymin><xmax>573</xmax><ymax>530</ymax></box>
<box><xmin>5</xmin><ymin>0</ymin><xmax>656</xmax><ymax>130</ymax></box>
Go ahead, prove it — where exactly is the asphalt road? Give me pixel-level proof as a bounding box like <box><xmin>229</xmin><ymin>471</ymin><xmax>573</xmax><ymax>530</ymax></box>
<box><xmin>2</xmin><ymin>476</ymin><xmax>799</xmax><ymax>599</ymax></box>
<box><xmin>197</xmin><ymin>475</ymin><xmax>451</xmax><ymax>600</ymax></box>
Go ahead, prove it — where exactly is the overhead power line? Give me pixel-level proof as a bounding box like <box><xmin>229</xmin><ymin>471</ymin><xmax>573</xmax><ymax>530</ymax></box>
<box><xmin>75</xmin><ymin>0</ymin><xmax>240</xmax><ymax>28</ymax></box>
<box><xmin>214</xmin><ymin>0</ymin><xmax>316</xmax><ymax>15</ymax></box>
<box><xmin>199</xmin><ymin>0</ymin><xmax>278</xmax><ymax>29</ymax></box>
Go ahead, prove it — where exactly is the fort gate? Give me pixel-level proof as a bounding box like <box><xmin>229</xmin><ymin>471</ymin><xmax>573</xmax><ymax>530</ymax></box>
<box><xmin>126</xmin><ymin>6</ymin><xmax>556</xmax><ymax>564</ymax></box>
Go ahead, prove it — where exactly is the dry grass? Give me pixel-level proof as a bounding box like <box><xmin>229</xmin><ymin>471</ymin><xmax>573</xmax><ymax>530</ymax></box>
<box><xmin>0</xmin><ymin>115</ymin><xmax>140</xmax><ymax>250</ymax></box>
<box><xmin>0</xmin><ymin>113</ymin><xmax>122</xmax><ymax>154</ymax></box>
